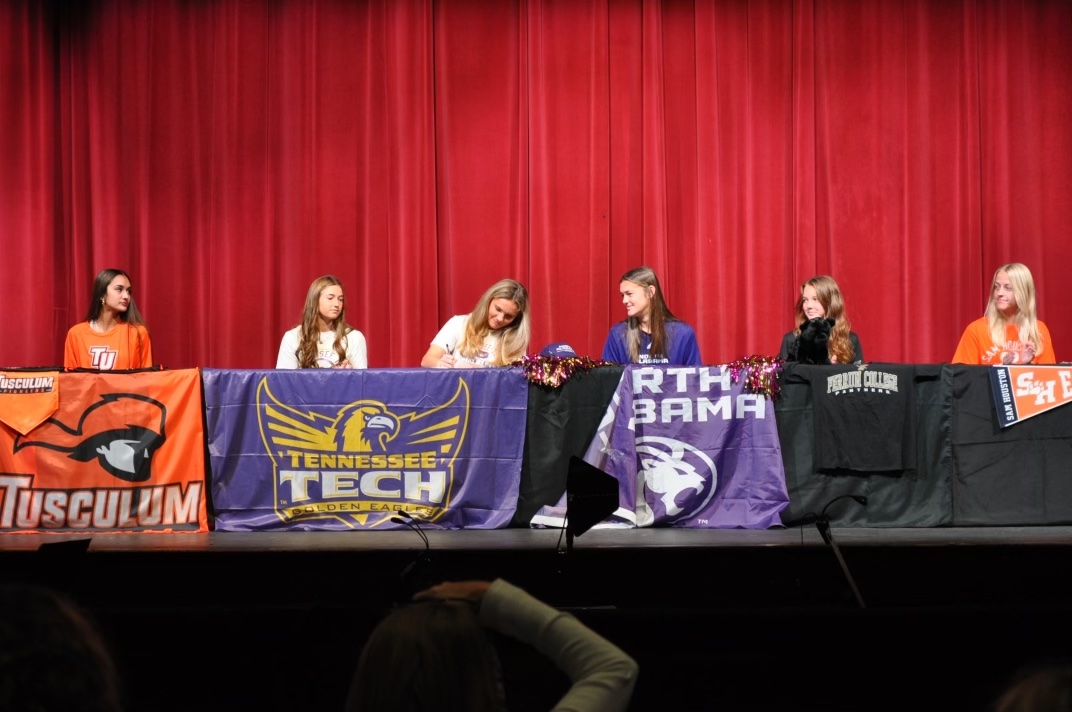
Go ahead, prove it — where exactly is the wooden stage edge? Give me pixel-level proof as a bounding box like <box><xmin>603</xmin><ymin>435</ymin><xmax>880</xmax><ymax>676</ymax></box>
<box><xmin>6</xmin><ymin>525</ymin><xmax>1072</xmax><ymax>616</ymax></box>
<box><xmin>4</xmin><ymin>525</ymin><xmax>1072</xmax><ymax>552</ymax></box>
<box><xmin>5</xmin><ymin>525</ymin><xmax>1072</xmax><ymax>712</ymax></box>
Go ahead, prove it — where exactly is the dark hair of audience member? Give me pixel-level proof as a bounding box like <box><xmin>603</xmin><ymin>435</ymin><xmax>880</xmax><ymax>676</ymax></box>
<box><xmin>994</xmin><ymin>661</ymin><xmax>1072</xmax><ymax>712</ymax></box>
<box><xmin>0</xmin><ymin>583</ymin><xmax>123</xmax><ymax>712</ymax></box>
<box><xmin>345</xmin><ymin>598</ymin><xmax>504</xmax><ymax>712</ymax></box>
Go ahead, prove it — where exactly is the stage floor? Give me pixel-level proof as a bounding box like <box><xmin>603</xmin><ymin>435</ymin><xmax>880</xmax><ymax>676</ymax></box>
<box><xmin>4</xmin><ymin>526</ymin><xmax>1072</xmax><ymax>712</ymax></box>
<box><xmin>5</xmin><ymin>524</ymin><xmax>1072</xmax><ymax>551</ymax></box>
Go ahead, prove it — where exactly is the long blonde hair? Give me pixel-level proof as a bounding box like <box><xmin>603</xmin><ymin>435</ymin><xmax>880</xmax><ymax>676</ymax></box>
<box><xmin>460</xmin><ymin>279</ymin><xmax>530</xmax><ymax>365</ymax></box>
<box><xmin>792</xmin><ymin>275</ymin><xmax>855</xmax><ymax>364</ymax></box>
<box><xmin>295</xmin><ymin>275</ymin><xmax>353</xmax><ymax>368</ymax></box>
<box><xmin>984</xmin><ymin>263</ymin><xmax>1045</xmax><ymax>358</ymax></box>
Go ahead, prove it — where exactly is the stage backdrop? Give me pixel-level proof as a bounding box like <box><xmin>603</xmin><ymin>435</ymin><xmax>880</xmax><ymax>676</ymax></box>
<box><xmin>3</xmin><ymin>0</ymin><xmax>1071</xmax><ymax>370</ymax></box>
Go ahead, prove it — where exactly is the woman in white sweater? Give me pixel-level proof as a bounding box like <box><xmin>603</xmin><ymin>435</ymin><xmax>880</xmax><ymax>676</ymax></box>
<box><xmin>276</xmin><ymin>275</ymin><xmax>367</xmax><ymax>369</ymax></box>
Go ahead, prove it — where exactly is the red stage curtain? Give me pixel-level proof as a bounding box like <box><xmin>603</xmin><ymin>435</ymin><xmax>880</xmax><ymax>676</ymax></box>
<box><xmin>1</xmin><ymin>0</ymin><xmax>1070</xmax><ymax>369</ymax></box>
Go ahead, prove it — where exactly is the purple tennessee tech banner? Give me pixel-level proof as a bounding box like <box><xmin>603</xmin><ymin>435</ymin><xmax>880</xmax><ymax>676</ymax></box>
<box><xmin>584</xmin><ymin>365</ymin><xmax>788</xmax><ymax>529</ymax></box>
<box><xmin>203</xmin><ymin>368</ymin><xmax>528</xmax><ymax>531</ymax></box>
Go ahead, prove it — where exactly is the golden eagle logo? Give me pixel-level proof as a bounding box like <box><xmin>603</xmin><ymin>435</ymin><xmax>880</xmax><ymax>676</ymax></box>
<box><xmin>254</xmin><ymin>377</ymin><xmax>469</xmax><ymax>527</ymax></box>
<box><xmin>256</xmin><ymin>387</ymin><xmax>401</xmax><ymax>454</ymax></box>
<box><xmin>338</xmin><ymin>403</ymin><xmax>400</xmax><ymax>452</ymax></box>
<box><xmin>255</xmin><ymin>380</ymin><xmax>468</xmax><ymax>455</ymax></box>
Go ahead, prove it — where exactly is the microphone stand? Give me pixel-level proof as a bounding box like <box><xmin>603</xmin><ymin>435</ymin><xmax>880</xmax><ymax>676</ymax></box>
<box><xmin>391</xmin><ymin>511</ymin><xmax>433</xmax><ymax>592</ymax></box>
<box><xmin>392</xmin><ymin>511</ymin><xmax>429</xmax><ymax>550</ymax></box>
<box><xmin>787</xmin><ymin>494</ymin><xmax>868</xmax><ymax>609</ymax></box>
<box><xmin>564</xmin><ymin>501</ymin><xmax>575</xmax><ymax>555</ymax></box>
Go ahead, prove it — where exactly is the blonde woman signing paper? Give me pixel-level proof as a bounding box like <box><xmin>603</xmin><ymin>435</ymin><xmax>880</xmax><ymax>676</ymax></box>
<box><xmin>421</xmin><ymin>279</ymin><xmax>531</xmax><ymax>368</ymax></box>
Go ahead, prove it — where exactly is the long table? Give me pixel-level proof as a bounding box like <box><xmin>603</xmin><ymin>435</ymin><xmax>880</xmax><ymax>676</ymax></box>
<box><xmin>3</xmin><ymin>363</ymin><xmax>1068</xmax><ymax>533</ymax></box>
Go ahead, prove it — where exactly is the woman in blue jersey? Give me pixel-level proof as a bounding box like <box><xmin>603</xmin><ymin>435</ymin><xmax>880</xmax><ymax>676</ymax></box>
<box><xmin>601</xmin><ymin>266</ymin><xmax>701</xmax><ymax>366</ymax></box>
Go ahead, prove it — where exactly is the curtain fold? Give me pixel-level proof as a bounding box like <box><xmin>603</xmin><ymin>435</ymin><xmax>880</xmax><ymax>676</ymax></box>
<box><xmin>0</xmin><ymin>1</ymin><xmax>58</xmax><ymax>364</ymax></box>
<box><xmin>2</xmin><ymin>0</ymin><xmax>1070</xmax><ymax>369</ymax></box>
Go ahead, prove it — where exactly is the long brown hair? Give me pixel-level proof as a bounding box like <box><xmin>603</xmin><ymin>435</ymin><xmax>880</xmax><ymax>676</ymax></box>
<box><xmin>84</xmin><ymin>268</ymin><xmax>147</xmax><ymax>327</ymax></box>
<box><xmin>620</xmin><ymin>266</ymin><xmax>677</xmax><ymax>363</ymax></box>
<box><xmin>792</xmin><ymin>275</ymin><xmax>855</xmax><ymax>364</ymax></box>
<box><xmin>460</xmin><ymin>279</ymin><xmax>530</xmax><ymax>365</ymax></box>
<box><xmin>345</xmin><ymin>600</ymin><xmax>504</xmax><ymax>712</ymax></box>
<box><xmin>295</xmin><ymin>275</ymin><xmax>354</xmax><ymax>368</ymax></box>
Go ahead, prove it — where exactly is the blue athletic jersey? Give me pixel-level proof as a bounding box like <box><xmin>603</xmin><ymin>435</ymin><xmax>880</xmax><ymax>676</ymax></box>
<box><xmin>601</xmin><ymin>320</ymin><xmax>701</xmax><ymax>366</ymax></box>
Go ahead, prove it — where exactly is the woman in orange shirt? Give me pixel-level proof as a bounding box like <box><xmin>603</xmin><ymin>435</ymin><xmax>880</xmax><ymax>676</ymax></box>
<box><xmin>952</xmin><ymin>262</ymin><xmax>1054</xmax><ymax>365</ymax></box>
<box><xmin>63</xmin><ymin>269</ymin><xmax>153</xmax><ymax>370</ymax></box>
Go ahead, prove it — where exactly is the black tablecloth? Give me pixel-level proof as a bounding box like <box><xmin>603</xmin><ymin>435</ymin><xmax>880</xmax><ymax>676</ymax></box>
<box><xmin>515</xmin><ymin>363</ymin><xmax>1072</xmax><ymax>527</ymax></box>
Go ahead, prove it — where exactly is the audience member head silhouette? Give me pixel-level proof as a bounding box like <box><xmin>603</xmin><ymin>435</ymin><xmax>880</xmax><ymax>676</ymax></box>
<box><xmin>346</xmin><ymin>578</ymin><xmax>637</xmax><ymax>712</ymax></box>
<box><xmin>0</xmin><ymin>583</ymin><xmax>123</xmax><ymax>712</ymax></box>
<box><xmin>345</xmin><ymin>595</ymin><xmax>504</xmax><ymax>712</ymax></box>
<box><xmin>994</xmin><ymin>660</ymin><xmax>1072</xmax><ymax>712</ymax></box>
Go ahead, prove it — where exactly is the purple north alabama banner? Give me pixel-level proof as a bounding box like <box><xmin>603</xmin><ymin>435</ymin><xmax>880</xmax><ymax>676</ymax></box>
<box><xmin>203</xmin><ymin>368</ymin><xmax>529</xmax><ymax>531</ymax></box>
<box><xmin>533</xmin><ymin>365</ymin><xmax>788</xmax><ymax>529</ymax></box>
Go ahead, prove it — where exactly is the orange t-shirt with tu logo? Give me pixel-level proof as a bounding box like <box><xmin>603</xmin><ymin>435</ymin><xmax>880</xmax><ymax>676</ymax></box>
<box><xmin>63</xmin><ymin>322</ymin><xmax>153</xmax><ymax>370</ymax></box>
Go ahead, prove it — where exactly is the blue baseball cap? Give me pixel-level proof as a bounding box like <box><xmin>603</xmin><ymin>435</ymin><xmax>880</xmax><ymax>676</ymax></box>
<box><xmin>540</xmin><ymin>343</ymin><xmax>577</xmax><ymax>358</ymax></box>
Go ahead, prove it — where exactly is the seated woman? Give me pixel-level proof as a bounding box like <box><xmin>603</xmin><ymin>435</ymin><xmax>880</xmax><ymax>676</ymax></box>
<box><xmin>421</xmin><ymin>279</ymin><xmax>530</xmax><ymax>368</ymax></box>
<box><xmin>777</xmin><ymin>275</ymin><xmax>863</xmax><ymax>364</ymax></box>
<box><xmin>64</xmin><ymin>268</ymin><xmax>153</xmax><ymax>370</ymax></box>
<box><xmin>952</xmin><ymin>262</ymin><xmax>1054</xmax><ymax>365</ymax></box>
<box><xmin>601</xmin><ymin>266</ymin><xmax>701</xmax><ymax>366</ymax></box>
<box><xmin>276</xmin><ymin>275</ymin><xmax>367</xmax><ymax>369</ymax></box>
